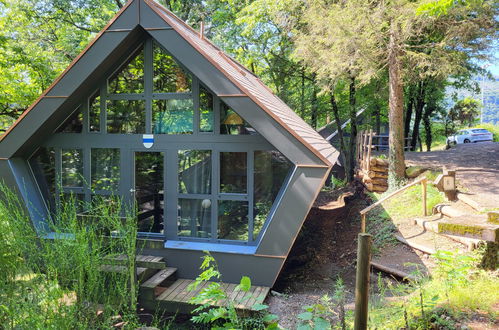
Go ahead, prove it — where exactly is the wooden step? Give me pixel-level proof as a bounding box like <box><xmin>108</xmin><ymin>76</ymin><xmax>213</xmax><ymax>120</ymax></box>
<box><xmin>104</xmin><ymin>254</ymin><xmax>166</xmax><ymax>269</ymax></box>
<box><xmin>140</xmin><ymin>267</ymin><xmax>177</xmax><ymax>301</ymax></box>
<box><xmin>99</xmin><ymin>264</ymin><xmax>147</xmax><ymax>275</ymax></box>
<box><xmin>155</xmin><ymin>279</ymin><xmax>270</xmax><ymax>312</ymax></box>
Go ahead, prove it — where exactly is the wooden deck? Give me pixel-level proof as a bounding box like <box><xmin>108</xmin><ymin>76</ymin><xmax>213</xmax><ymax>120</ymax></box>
<box><xmin>155</xmin><ymin>279</ymin><xmax>270</xmax><ymax>310</ymax></box>
<box><xmin>100</xmin><ymin>254</ymin><xmax>271</xmax><ymax>313</ymax></box>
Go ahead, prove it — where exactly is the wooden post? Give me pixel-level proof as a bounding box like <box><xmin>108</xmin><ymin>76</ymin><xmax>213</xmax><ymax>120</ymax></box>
<box><xmin>422</xmin><ymin>179</ymin><xmax>427</xmax><ymax>216</ymax></box>
<box><xmin>361</xmin><ymin>213</ymin><xmax>366</xmax><ymax>233</ymax></box>
<box><xmin>366</xmin><ymin>129</ymin><xmax>373</xmax><ymax>172</ymax></box>
<box><xmin>354</xmin><ymin>233</ymin><xmax>372</xmax><ymax>330</ymax></box>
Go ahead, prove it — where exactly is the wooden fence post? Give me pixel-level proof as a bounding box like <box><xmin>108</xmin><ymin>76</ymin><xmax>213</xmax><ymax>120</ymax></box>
<box><xmin>422</xmin><ymin>179</ymin><xmax>427</xmax><ymax>216</ymax></box>
<box><xmin>354</xmin><ymin>233</ymin><xmax>372</xmax><ymax>330</ymax></box>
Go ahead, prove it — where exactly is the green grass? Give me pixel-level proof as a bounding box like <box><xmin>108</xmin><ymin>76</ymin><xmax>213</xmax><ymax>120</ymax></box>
<box><xmin>365</xmin><ymin>250</ymin><xmax>499</xmax><ymax>329</ymax></box>
<box><xmin>0</xmin><ymin>183</ymin><xmax>161</xmax><ymax>328</ymax></box>
<box><xmin>475</xmin><ymin>123</ymin><xmax>499</xmax><ymax>142</ymax></box>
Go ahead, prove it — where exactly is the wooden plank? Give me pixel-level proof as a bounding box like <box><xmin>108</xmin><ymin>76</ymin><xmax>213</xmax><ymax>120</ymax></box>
<box><xmin>141</xmin><ymin>267</ymin><xmax>177</xmax><ymax>289</ymax></box>
<box><xmin>182</xmin><ymin>280</ymin><xmax>209</xmax><ymax>303</ymax></box>
<box><xmin>157</xmin><ymin>279</ymin><xmax>186</xmax><ymax>301</ymax></box>
<box><xmin>245</xmin><ymin>286</ymin><xmax>263</xmax><ymax>309</ymax></box>
<box><xmin>254</xmin><ymin>287</ymin><xmax>270</xmax><ymax>304</ymax></box>
<box><xmin>164</xmin><ymin>280</ymin><xmax>192</xmax><ymax>301</ymax></box>
<box><xmin>171</xmin><ymin>280</ymin><xmax>197</xmax><ymax>302</ymax></box>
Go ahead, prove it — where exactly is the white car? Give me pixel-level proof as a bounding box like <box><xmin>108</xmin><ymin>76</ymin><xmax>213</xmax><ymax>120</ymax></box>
<box><xmin>447</xmin><ymin>128</ymin><xmax>493</xmax><ymax>145</ymax></box>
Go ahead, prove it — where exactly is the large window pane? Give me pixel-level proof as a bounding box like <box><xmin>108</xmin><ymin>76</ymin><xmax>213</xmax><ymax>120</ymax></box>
<box><xmin>152</xmin><ymin>99</ymin><xmax>193</xmax><ymax>134</ymax></box>
<box><xmin>178</xmin><ymin>199</ymin><xmax>211</xmax><ymax>238</ymax></box>
<box><xmin>107</xmin><ymin>100</ymin><xmax>145</xmax><ymax>134</ymax></box>
<box><xmin>220</xmin><ymin>102</ymin><xmax>255</xmax><ymax>135</ymax></box>
<box><xmin>220</xmin><ymin>152</ymin><xmax>247</xmax><ymax>194</ymax></box>
<box><xmin>153</xmin><ymin>43</ymin><xmax>191</xmax><ymax>93</ymax></box>
<box><xmin>89</xmin><ymin>92</ymin><xmax>100</xmax><ymax>132</ymax></box>
<box><xmin>57</xmin><ymin>106</ymin><xmax>82</xmax><ymax>133</ymax></box>
<box><xmin>253</xmin><ymin>151</ymin><xmax>292</xmax><ymax>240</ymax></box>
<box><xmin>108</xmin><ymin>47</ymin><xmax>144</xmax><ymax>94</ymax></box>
<box><xmin>91</xmin><ymin>148</ymin><xmax>120</xmax><ymax>191</ymax></box>
<box><xmin>199</xmin><ymin>87</ymin><xmax>213</xmax><ymax>132</ymax></box>
<box><xmin>178</xmin><ymin>150</ymin><xmax>211</xmax><ymax>194</ymax></box>
<box><xmin>62</xmin><ymin>149</ymin><xmax>83</xmax><ymax>187</ymax></box>
<box><xmin>30</xmin><ymin>147</ymin><xmax>56</xmax><ymax>214</ymax></box>
<box><xmin>135</xmin><ymin>152</ymin><xmax>164</xmax><ymax>234</ymax></box>
<box><xmin>218</xmin><ymin>200</ymin><xmax>248</xmax><ymax>241</ymax></box>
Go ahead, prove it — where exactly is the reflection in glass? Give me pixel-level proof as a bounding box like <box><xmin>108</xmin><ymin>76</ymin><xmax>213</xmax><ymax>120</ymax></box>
<box><xmin>30</xmin><ymin>147</ymin><xmax>56</xmax><ymax>214</ymax></box>
<box><xmin>62</xmin><ymin>149</ymin><xmax>83</xmax><ymax>187</ymax></box>
<box><xmin>107</xmin><ymin>100</ymin><xmax>145</xmax><ymax>134</ymax></box>
<box><xmin>220</xmin><ymin>152</ymin><xmax>247</xmax><ymax>193</ymax></box>
<box><xmin>220</xmin><ymin>102</ymin><xmax>255</xmax><ymax>135</ymax></box>
<box><xmin>152</xmin><ymin>99</ymin><xmax>193</xmax><ymax>134</ymax></box>
<box><xmin>218</xmin><ymin>200</ymin><xmax>248</xmax><ymax>241</ymax></box>
<box><xmin>153</xmin><ymin>43</ymin><xmax>191</xmax><ymax>93</ymax></box>
<box><xmin>108</xmin><ymin>47</ymin><xmax>144</xmax><ymax>94</ymax></box>
<box><xmin>135</xmin><ymin>152</ymin><xmax>164</xmax><ymax>233</ymax></box>
<box><xmin>89</xmin><ymin>92</ymin><xmax>100</xmax><ymax>132</ymax></box>
<box><xmin>253</xmin><ymin>151</ymin><xmax>293</xmax><ymax>240</ymax></box>
<box><xmin>91</xmin><ymin>148</ymin><xmax>120</xmax><ymax>191</ymax></box>
<box><xmin>57</xmin><ymin>106</ymin><xmax>83</xmax><ymax>133</ymax></box>
<box><xmin>199</xmin><ymin>87</ymin><xmax>213</xmax><ymax>132</ymax></box>
<box><xmin>178</xmin><ymin>199</ymin><xmax>211</xmax><ymax>238</ymax></box>
<box><xmin>178</xmin><ymin>150</ymin><xmax>211</xmax><ymax>194</ymax></box>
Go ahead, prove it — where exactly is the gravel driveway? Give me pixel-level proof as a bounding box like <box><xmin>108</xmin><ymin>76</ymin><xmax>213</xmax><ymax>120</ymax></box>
<box><xmin>404</xmin><ymin>142</ymin><xmax>499</xmax><ymax>209</ymax></box>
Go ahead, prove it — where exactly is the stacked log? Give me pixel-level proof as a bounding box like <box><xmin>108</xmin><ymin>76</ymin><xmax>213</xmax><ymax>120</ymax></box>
<box><xmin>360</xmin><ymin>157</ymin><xmax>389</xmax><ymax>192</ymax></box>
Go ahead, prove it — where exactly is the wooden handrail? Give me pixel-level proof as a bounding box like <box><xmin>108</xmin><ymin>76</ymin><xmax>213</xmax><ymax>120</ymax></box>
<box><xmin>360</xmin><ymin>176</ymin><xmax>428</xmax><ymax>232</ymax></box>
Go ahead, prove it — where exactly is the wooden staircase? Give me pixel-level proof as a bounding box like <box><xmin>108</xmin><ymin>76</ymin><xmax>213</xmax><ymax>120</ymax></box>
<box><xmin>100</xmin><ymin>255</ymin><xmax>270</xmax><ymax>314</ymax></box>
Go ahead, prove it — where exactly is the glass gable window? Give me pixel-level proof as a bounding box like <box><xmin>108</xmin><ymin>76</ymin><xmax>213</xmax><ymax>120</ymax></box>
<box><xmin>220</xmin><ymin>152</ymin><xmax>247</xmax><ymax>194</ymax></box>
<box><xmin>108</xmin><ymin>47</ymin><xmax>144</xmax><ymax>94</ymax></box>
<box><xmin>153</xmin><ymin>43</ymin><xmax>191</xmax><ymax>93</ymax></box>
<box><xmin>178</xmin><ymin>150</ymin><xmax>211</xmax><ymax>194</ymax></box>
<box><xmin>220</xmin><ymin>102</ymin><xmax>255</xmax><ymax>135</ymax></box>
<box><xmin>152</xmin><ymin>99</ymin><xmax>193</xmax><ymax>134</ymax></box>
<box><xmin>61</xmin><ymin>149</ymin><xmax>83</xmax><ymax>187</ymax></box>
<box><xmin>91</xmin><ymin>148</ymin><xmax>120</xmax><ymax>191</ymax></box>
<box><xmin>107</xmin><ymin>100</ymin><xmax>146</xmax><ymax>134</ymax></box>
<box><xmin>57</xmin><ymin>107</ymin><xmax>83</xmax><ymax>133</ymax></box>
<box><xmin>218</xmin><ymin>200</ymin><xmax>248</xmax><ymax>241</ymax></box>
<box><xmin>199</xmin><ymin>86</ymin><xmax>214</xmax><ymax>132</ymax></box>
<box><xmin>89</xmin><ymin>92</ymin><xmax>101</xmax><ymax>132</ymax></box>
<box><xmin>178</xmin><ymin>198</ymin><xmax>212</xmax><ymax>238</ymax></box>
<box><xmin>253</xmin><ymin>151</ymin><xmax>293</xmax><ymax>239</ymax></box>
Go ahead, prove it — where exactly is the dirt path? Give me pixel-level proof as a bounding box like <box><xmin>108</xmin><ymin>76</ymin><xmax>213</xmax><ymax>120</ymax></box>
<box><xmin>405</xmin><ymin>142</ymin><xmax>499</xmax><ymax>209</ymax></box>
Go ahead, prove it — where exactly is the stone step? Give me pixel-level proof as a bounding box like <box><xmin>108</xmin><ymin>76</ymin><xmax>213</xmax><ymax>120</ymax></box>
<box><xmin>413</xmin><ymin>215</ymin><xmax>482</xmax><ymax>250</ymax></box>
<box><xmin>396</xmin><ymin>222</ymin><xmax>466</xmax><ymax>254</ymax></box>
<box><xmin>436</xmin><ymin>215</ymin><xmax>498</xmax><ymax>242</ymax></box>
<box><xmin>104</xmin><ymin>254</ymin><xmax>166</xmax><ymax>269</ymax></box>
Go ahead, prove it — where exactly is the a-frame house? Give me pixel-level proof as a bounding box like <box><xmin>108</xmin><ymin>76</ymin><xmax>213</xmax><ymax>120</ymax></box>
<box><xmin>0</xmin><ymin>0</ymin><xmax>339</xmax><ymax>290</ymax></box>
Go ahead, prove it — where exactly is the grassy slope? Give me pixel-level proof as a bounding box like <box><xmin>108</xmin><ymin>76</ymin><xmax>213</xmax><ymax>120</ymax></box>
<box><xmin>362</xmin><ymin>174</ymin><xmax>498</xmax><ymax>329</ymax></box>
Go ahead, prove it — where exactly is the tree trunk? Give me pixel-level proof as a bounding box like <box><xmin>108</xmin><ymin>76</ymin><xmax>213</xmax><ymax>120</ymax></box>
<box><xmin>347</xmin><ymin>76</ymin><xmax>357</xmax><ymax>182</ymax></box>
<box><xmin>311</xmin><ymin>86</ymin><xmax>318</xmax><ymax>130</ymax></box>
<box><xmin>411</xmin><ymin>81</ymin><xmax>426</xmax><ymax>151</ymax></box>
<box><xmin>404</xmin><ymin>85</ymin><xmax>414</xmax><ymax>139</ymax></box>
<box><xmin>388</xmin><ymin>23</ymin><xmax>406</xmax><ymax>182</ymax></box>
<box><xmin>331</xmin><ymin>92</ymin><xmax>347</xmax><ymax>169</ymax></box>
<box><xmin>300</xmin><ymin>66</ymin><xmax>306</xmax><ymax>118</ymax></box>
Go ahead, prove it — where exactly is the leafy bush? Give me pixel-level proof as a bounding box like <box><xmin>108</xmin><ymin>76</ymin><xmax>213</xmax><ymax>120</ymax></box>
<box><xmin>475</xmin><ymin>123</ymin><xmax>499</xmax><ymax>142</ymax></box>
<box><xmin>188</xmin><ymin>252</ymin><xmax>278</xmax><ymax>329</ymax></box>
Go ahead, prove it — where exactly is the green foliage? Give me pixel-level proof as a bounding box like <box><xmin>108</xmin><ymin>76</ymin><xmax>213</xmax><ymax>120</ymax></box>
<box><xmin>188</xmin><ymin>252</ymin><xmax>278</xmax><ymax>329</ymax></box>
<box><xmin>449</xmin><ymin>97</ymin><xmax>481</xmax><ymax>127</ymax></box>
<box><xmin>365</xmin><ymin>250</ymin><xmax>498</xmax><ymax>328</ymax></box>
<box><xmin>0</xmin><ymin>183</ymin><xmax>146</xmax><ymax>328</ymax></box>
